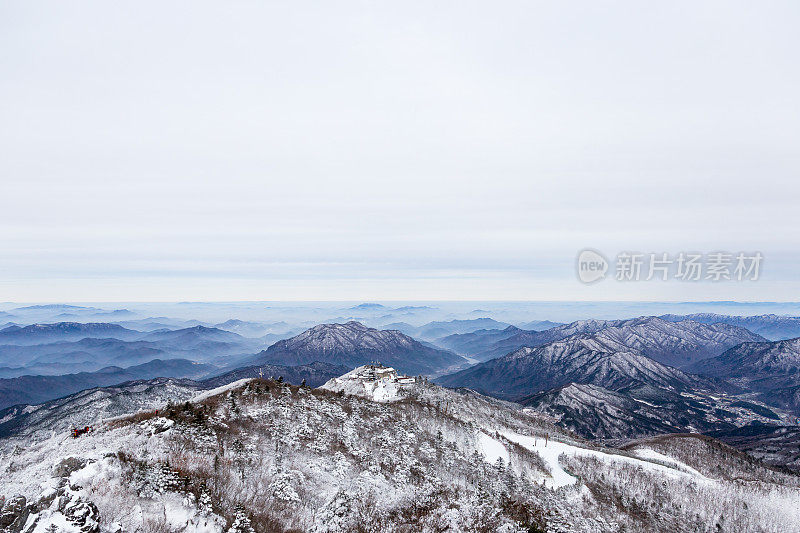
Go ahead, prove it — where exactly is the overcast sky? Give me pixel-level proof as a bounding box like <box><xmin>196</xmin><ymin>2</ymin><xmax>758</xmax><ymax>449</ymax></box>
<box><xmin>1</xmin><ymin>1</ymin><xmax>798</xmax><ymax>302</ymax></box>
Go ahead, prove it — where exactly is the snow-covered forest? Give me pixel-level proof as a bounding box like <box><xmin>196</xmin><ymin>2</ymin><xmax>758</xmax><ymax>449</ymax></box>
<box><xmin>3</xmin><ymin>375</ymin><xmax>799</xmax><ymax>532</ymax></box>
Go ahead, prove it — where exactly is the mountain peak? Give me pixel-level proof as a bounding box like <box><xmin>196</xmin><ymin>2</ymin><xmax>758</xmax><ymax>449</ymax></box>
<box><xmin>349</xmin><ymin>303</ymin><xmax>386</xmax><ymax>310</ymax></box>
<box><xmin>251</xmin><ymin>322</ymin><xmax>466</xmax><ymax>375</ymax></box>
<box><xmin>690</xmin><ymin>337</ymin><xmax>800</xmax><ymax>382</ymax></box>
<box><xmin>660</xmin><ymin>313</ymin><xmax>800</xmax><ymax>341</ymax></box>
<box><xmin>475</xmin><ymin>315</ymin><xmax>764</xmax><ymax>366</ymax></box>
<box><xmin>440</xmin><ymin>331</ymin><xmax>716</xmax><ymax>401</ymax></box>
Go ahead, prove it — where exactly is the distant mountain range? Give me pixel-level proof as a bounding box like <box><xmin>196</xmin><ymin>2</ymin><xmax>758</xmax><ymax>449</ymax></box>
<box><xmin>2</xmin><ymin>305</ymin><xmax>137</xmax><ymax>323</ymax></box>
<box><xmin>140</xmin><ymin>325</ymin><xmax>264</xmax><ymax>354</ymax></box>
<box><xmin>0</xmin><ymin>320</ymin><xmax>469</xmax><ymax>408</ymax></box>
<box><xmin>112</xmin><ymin>317</ymin><xmax>207</xmax><ymax>331</ymax></box>
<box><xmin>0</xmin><ymin>322</ymin><xmax>142</xmax><ymax>345</ymax></box>
<box><xmin>689</xmin><ymin>338</ymin><xmax>800</xmax><ymax>413</ymax></box>
<box><xmin>11</xmin><ymin>304</ymin><xmax>97</xmax><ymax>311</ymax></box>
<box><xmin>516</xmin><ymin>320</ymin><xmax>563</xmax><ymax>331</ymax></box>
<box><xmin>211</xmin><ymin>319</ymin><xmax>295</xmax><ymax>338</ymax></box>
<box><xmin>521</xmin><ymin>382</ymin><xmax>785</xmax><ymax>440</ymax></box>
<box><xmin>433</xmin><ymin>326</ymin><xmax>523</xmax><ymax>357</ymax></box>
<box><xmin>3</xmin><ymin>311</ymin><xmax>799</xmax><ymax>455</ymax></box>
<box><xmin>690</xmin><ymin>338</ymin><xmax>800</xmax><ymax>389</ymax></box>
<box><xmin>248</xmin><ymin>321</ymin><xmax>467</xmax><ymax>375</ymax></box>
<box><xmin>413</xmin><ymin>318</ymin><xmax>512</xmax><ymax>340</ymax></box>
<box><xmin>0</xmin><ymin>338</ymin><xmax>168</xmax><ymax>377</ymax></box>
<box><xmin>472</xmin><ymin>316</ymin><xmax>762</xmax><ymax>365</ymax></box>
<box><xmin>0</xmin><ymin>358</ymin><xmax>217</xmax><ymax>410</ymax></box>
<box><xmin>436</xmin><ymin>317</ymin><xmax>791</xmax><ymax>440</ymax></box>
<box><xmin>437</xmin><ymin>333</ymin><xmax>716</xmax><ymax>400</ymax></box>
<box><xmin>473</xmin><ymin>318</ymin><xmax>626</xmax><ymax>361</ymax></box>
<box><xmin>568</xmin><ymin>317</ymin><xmax>764</xmax><ymax>368</ymax></box>
<box><xmin>350</xmin><ymin>303</ymin><xmax>387</xmax><ymax>310</ymax></box>
<box><xmin>142</xmin><ymin>326</ymin><xmax>243</xmax><ymax>347</ymax></box>
<box><xmin>0</xmin><ymin>323</ymin><xmax>267</xmax><ymax>373</ymax></box>
<box><xmin>381</xmin><ymin>318</ymin><xmax>512</xmax><ymax>341</ymax></box>
<box><xmin>661</xmin><ymin>313</ymin><xmax>800</xmax><ymax>340</ymax></box>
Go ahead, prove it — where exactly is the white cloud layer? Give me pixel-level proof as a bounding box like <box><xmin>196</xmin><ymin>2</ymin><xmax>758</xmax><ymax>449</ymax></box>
<box><xmin>1</xmin><ymin>1</ymin><xmax>798</xmax><ymax>301</ymax></box>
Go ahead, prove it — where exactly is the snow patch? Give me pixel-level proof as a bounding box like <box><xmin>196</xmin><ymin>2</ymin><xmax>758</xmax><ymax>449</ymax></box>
<box><xmin>631</xmin><ymin>447</ymin><xmax>707</xmax><ymax>478</ymax></box>
<box><xmin>502</xmin><ymin>432</ymin><xmax>711</xmax><ymax>490</ymax></box>
<box><xmin>501</xmin><ymin>433</ymin><xmax>578</xmax><ymax>489</ymax></box>
<box><xmin>190</xmin><ymin>379</ymin><xmax>252</xmax><ymax>402</ymax></box>
<box><xmin>476</xmin><ymin>432</ymin><xmax>509</xmax><ymax>465</ymax></box>
<box><xmin>632</xmin><ymin>397</ymin><xmax>658</xmax><ymax>407</ymax></box>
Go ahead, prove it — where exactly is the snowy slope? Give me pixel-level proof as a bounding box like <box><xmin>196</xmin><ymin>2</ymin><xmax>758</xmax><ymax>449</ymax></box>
<box><xmin>502</xmin><ymin>432</ymin><xmax>709</xmax><ymax>489</ymax></box>
<box><xmin>2</xmin><ymin>375</ymin><xmax>800</xmax><ymax>532</ymax></box>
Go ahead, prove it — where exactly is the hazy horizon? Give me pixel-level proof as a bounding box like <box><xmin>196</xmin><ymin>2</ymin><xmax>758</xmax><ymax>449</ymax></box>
<box><xmin>4</xmin><ymin>299</ymin><xmax>800</xmax><ymax>326</ymax></box>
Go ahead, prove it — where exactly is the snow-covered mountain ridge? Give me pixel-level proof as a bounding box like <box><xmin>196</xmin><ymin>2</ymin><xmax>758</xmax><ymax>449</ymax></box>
<box><xmin>521</xmin><ymin>381</ymin><xmax>791</xmax><ymax>440</ymax></box>
<box><xmin>250</xmin><ymin>321</ymin><xmax>467</xmax><ymax>375</ymax></box>
<box><xmin>438</xmin><ymin>333</ymin><xmax>718</xmax><ymax>401</ymax></box>
<box><xmin>691</xmin><ymin>338</ymin><xmax>800</xmax><ymax>382</ymax></box>
<box><xmin>475</xmin><ymin>316</ymin><xmax>763</xmax><ymax>366</ymax></box>
<box><xmin>689</xmin><ymin>337</ymin><xmax>800</xmax><ymax>414</ymax></box>
<box><xmin>437</xmin><ymin>322</ymin><xmax>796</xmax><ymax>444</ymax></box>
<box><xmin>2</xmin><ymin>372</ymin><xmax>800</xmax><ymax>532</ymax></box>
<box><xmin>661</xmin><ymin>313</ymin><xmax>800</xmax><ymax>340</ymax></box>
<box><xmin>0</xmin><ymin>363</ymin><xmax>348</xmax><ymax>441</ymax></box>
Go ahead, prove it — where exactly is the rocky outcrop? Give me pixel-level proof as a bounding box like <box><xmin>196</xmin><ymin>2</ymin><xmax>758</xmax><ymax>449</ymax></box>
<box><xmin>52</xmin><ymin>457</ymin><xmax>88</xmax><ymax>479</ymax></box>
<box><xmin>0</xmin><ymin>457</ymin><xmax>100</xmax><ymax>533</ymax></box>
<box><xmin>0</xmin><ymin>496</ymin><xmax>29</xmax><ymax>533</ymax></box>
